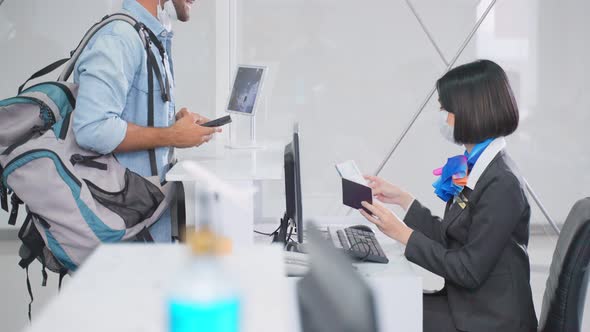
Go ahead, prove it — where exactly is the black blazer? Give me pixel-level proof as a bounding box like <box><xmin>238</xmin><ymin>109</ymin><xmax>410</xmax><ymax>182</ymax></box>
<box><xmin>404</xmin><ymin>151</ymin><xmax>538</xmax><ymax>332</ymax></box>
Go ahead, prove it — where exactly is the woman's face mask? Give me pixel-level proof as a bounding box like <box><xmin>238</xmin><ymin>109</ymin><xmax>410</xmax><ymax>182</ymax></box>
<box><xmin>439</xmin><ymin>110</ymin><xmax>460</xmax><ymax>145</ymax></box>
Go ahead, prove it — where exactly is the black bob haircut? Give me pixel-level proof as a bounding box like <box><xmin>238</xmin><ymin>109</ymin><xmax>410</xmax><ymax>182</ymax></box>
<box><xmin>436</xmin><ymin>59</ymin><xmax>519</xmax><ymax>144</ymax></box>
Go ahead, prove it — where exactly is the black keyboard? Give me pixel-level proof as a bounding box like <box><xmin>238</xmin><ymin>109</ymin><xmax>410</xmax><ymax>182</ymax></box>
<box><xmin>334</xmin><ymin>227</ymin><xmax>389</xmax><ymax>264</ymax></box>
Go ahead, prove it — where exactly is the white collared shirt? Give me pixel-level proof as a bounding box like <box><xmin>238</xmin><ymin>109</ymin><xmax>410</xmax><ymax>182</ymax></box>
<box><xmin>466</xmin><ymin>137</ymin><xmax>507</xmax><ymax>190</ymax></box>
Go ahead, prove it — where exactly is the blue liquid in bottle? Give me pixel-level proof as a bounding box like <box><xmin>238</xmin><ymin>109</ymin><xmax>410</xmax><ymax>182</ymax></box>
<box><xmin>168</xmin><ymin>254</ymin><xmax>241</xmax><ymax>332</ymax></box>
<box><xmin>168</xmin><ymin>192</ymin><xmax>240</xmax><ymax>332</ymax></box>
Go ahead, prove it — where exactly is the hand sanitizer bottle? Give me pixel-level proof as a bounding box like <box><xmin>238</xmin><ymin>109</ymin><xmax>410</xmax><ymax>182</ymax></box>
<box><xmin>168</xmin><ymin>191</ymin><xmax>240</xmax><ymax>332</ymax></box>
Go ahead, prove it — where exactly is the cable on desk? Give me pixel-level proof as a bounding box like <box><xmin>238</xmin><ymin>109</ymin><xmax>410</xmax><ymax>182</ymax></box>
<box><xmin>349</xmin><ymin>241</ymin><xmax>371</xmax><ymax>262</ymax></box>
<box><xmin>285</xmin><ymin>226</ymin><xmax>295</xmax><ymax>249</ymax></box>
<box><xmin>253</xmin><ymin>225</ymin><xmax>281</xmax><ymax>237</ymax></box>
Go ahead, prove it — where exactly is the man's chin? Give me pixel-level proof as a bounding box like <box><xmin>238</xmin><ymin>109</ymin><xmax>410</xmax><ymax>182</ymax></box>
<box><xmin>178</xmin><ymin>14</ymin><xmax>191</xmax><ymax>22</ymax></box>
<box><xmin>174</xmin><ymin>1</ymin><xmax>193</xmax><ymax>22</ymax></box>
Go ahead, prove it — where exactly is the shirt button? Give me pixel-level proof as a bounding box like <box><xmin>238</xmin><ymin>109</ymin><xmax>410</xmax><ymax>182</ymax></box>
<box><xmin>161</xmin><ymin>31</ymin><xmax>167</xmax><ymax>38</ymax></box>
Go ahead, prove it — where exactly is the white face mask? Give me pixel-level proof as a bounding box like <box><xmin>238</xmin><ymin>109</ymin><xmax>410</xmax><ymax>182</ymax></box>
<box><xmin>157</xmin><ymin>0</ymin><xmax>178</xmax><ymax>32</ymax></box>
<box><xmin>439</xmin><ymin>110</ymin><xmax>459</xmax><ymax>145</ymax></box>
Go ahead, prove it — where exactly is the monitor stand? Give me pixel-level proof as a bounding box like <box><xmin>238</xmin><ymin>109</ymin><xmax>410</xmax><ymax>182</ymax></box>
<box><xmin>286</xmin><ymin>242</ymin><xmax>308</xmax><ymax>254</ymax></box>
<box><xmin>272</xmin><ymin>214</ymin><xmax>308</xmax><ymax>253</ymax></box>
<box><xmin>225</xmin><ymin>116</ymin><xmax>265</xmax><ymax>150</ymax></box>
<box><xmin>272</xmin><ymin>212</ymin><xmax>290</xmax><ymax>244</ymax></box>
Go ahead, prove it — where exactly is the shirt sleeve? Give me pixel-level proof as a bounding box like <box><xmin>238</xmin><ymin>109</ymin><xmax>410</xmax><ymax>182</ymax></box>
<box><xmin>404</xmin><ymin>175</ymin><xmax>526</xmax><ymax>289</ymax></box>
<box><xmin>73</xmin><ymin>25</ymin><xmax>143</xmax><ymax>155</ymax></box>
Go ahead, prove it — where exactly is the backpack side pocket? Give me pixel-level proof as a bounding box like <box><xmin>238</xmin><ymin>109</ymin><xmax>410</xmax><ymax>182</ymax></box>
<box><xmin>84</xmin><ymin>169</ymin><xmax>164</xmax><ymax>228</ymax></box>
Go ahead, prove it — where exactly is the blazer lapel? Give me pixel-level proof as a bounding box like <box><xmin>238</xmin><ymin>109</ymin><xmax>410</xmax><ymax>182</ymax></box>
<box><xmin>442</xmin><ymin>187</ymin><xmax>473</xmax><ymax>233</ymax></box>
<box><xmin>443</xmin><ymin>201</ymin><xmax>465</xmax><ymax>226</ymax></box>
<box><xmin>441</xmin><ymin>152</ymin><xmax>506</xmax><ymax>233</ymax></box>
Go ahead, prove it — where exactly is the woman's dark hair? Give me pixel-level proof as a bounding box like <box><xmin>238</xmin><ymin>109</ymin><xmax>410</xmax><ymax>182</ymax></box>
<box><xmin>436</xmin><ymin>59</ymin><xmax>519</xmax><ymax>144</ymax></box>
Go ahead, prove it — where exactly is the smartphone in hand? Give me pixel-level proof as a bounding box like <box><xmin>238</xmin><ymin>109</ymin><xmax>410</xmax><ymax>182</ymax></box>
<box><xmin>201</xmin><ymin>115</ymin><xmax>232</xmax><ymax>128</ymax></box>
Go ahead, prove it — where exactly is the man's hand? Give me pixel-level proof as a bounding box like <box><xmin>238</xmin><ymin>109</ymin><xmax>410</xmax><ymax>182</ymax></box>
<box><xmin>176</xmin><ymin>108</ymin><xmax>222</xmax><ymax>127</ymax></box>
<box><xmin>114</xmin><ymin>108</ymin><xmax>221</xmax><ymax>153</ymax></box>
<box><xmin>170</xmin><ymin>108</ymin><xmax>220</xmax><ymax>148</ymax></box>
<box><xmin>175</xmin><ymin>108</ymin><xmax>208</xmax><ymax>122</ymax></box>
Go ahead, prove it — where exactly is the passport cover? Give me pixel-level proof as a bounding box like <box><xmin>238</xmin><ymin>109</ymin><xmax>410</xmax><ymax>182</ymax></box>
<box><xmin>342</xmin><ymin>178</ymin><xmax>373</xmax><ymax>214</ymax></box>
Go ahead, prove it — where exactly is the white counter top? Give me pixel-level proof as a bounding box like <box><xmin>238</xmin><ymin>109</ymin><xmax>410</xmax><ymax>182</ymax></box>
<box><xmin>168</xmin><ymin>141</ymin><xmax>284</xmax><ymax>182</ymax></box>
<box><xmin>25</xmin><ymin>244</ymin><xmax>294</xmax><ymax>332</ymax></box>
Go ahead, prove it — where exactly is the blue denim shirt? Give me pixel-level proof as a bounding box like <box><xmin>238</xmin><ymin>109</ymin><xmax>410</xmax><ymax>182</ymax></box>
<box><xmin>73</xmin><ymin>0</ymin><xmax>175</xmax><ymax>242</ymax></box>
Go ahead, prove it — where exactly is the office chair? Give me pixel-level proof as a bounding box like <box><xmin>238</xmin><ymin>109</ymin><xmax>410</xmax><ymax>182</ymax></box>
<box><xmin>538</xmin><ymin>198</ymin><xmax>590</xmax><ymax>332</ymax></box>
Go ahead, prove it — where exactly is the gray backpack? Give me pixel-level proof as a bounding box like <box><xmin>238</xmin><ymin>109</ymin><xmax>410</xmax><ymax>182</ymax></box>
<box><xmin>0</xmin><ymin>13</ymin><xmax>177</xmax><ymax>308</ymax></box>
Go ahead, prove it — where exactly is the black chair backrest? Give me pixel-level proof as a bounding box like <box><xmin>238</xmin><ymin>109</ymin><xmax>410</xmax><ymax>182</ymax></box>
<box><xmin>538</xmin><ymin>198</ymin><xmax>590</xmax><ymax>332</ymax></box>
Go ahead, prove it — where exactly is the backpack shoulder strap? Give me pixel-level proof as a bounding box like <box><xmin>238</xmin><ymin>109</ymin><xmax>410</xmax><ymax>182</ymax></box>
<box><xmin>58</xmin><ymin>13</ymin><xmax>149</xmax><ymax>82</ymax></box>
<box><xmin>66</xmin><ymin>14</ymin><xmax>166</xmax><ymax>177</ymax></box>
<box><xmin>17</xmin><ymin>58</ymin><xmax>70</xmax><ymax>94</ymax></box>
<box><xmin>17</xmin><ymin>13</ymin><xmax>167</xmax><ymax>93</ymax></box>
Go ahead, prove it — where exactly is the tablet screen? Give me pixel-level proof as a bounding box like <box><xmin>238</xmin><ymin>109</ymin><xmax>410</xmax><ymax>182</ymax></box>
<box><xmin>227</xmin><ymin>66</ymin><xmax>265</xmax><ymax>115</ymax></box>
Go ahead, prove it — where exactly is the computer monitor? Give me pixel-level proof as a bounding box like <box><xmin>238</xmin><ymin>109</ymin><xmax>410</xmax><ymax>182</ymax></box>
<box><xmin>279</xmin><ymin>125</ymin><xmax>304</xmax><ymax>244</ymax></box>
<box><xmin>297</xmin><ymin>223</ymin><xmax>378</xmax><ymax>332</ymax></box>
<box><xmin>292</xmin><ymin>127</ymin><xmax>303</xmax><ymax>243</ymax></box>
<box><xmin>227</xmin><ymin>65</ymin><xmax>265</xmax><ymax>116</ymax></box>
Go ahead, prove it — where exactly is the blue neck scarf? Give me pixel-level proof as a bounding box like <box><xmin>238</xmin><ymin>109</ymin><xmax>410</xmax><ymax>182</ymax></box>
<box><xmin>432</xmin><ymin>138</ymin><xmax>494</xmax><ymax>202</ymax></box>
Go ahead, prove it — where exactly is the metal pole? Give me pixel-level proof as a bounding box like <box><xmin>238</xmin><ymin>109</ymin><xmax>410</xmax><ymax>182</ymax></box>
<box><xmin>346</xmin><ymin>0</ymin><xmax>498</xmax><ymax>217</ymax></box>
<box><xmin>250</xmin><ymin>114</ymin><xmax>256</xmax><ymax>144</ymax></box>
<box><xmin>523</xmin><ymin>179</ymin><xmax>560</xmax><ymax>234</ymax></box>
<box><xmin>404</xmin><ymin>0</ymin><xmax>449</xmax><ymax>66</ymax></box>
<box><xmin>373</xmin><ymin>0</ymin><xmax>498</xmax><ymax>177</ymax></box>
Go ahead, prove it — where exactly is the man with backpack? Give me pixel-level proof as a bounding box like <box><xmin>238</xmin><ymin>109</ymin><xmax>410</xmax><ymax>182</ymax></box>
<box><xmin>73</xmin><ymin>0</ymin><xmax>217</xmax><ymax>242</ymax></box>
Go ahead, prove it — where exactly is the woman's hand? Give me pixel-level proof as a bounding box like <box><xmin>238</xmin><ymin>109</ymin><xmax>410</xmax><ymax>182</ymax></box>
<box><xmin>359</xmin><ymin>201</ymin><xmax>413</xmax><ymax>245</ymax></box>
<box><xmin>364</xmin><ymin>175</ymin><xmax>415</xmax><ymax>211</ymax></box>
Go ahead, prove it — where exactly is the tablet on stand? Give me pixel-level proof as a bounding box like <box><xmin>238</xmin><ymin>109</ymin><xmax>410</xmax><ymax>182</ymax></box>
<box><xmin>225</xmin><ymin>65</ymin><xmax>267</xmax><ymax>150</ymax></box>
